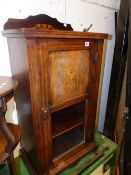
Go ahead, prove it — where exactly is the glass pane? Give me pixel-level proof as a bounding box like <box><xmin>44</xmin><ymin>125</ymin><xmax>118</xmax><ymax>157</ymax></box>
<box><xmin>51</xmin><ymin>102</ymin><xmax>86</xmax><ymax>159</ymax></box>
<box><xmin>53</xmin><ymin>126</ymin><xmax>84</xmax><ymax>159</ymax></box>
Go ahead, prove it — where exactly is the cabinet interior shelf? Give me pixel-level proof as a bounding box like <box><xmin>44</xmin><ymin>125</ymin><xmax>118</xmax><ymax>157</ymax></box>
<box><xmin>52</xmin><ymin>101</ymin><xmax>85</xmax><ymax>139</ymax></box>
<box><xmin>52</xmin><ymin>114</ymin><xmax>84</xmax><ymax>139</ymax></box>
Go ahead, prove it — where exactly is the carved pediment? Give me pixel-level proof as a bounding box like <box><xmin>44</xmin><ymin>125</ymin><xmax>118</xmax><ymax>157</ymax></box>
<box><xmin>4</xmin><ymin>14</ymin><xmax>73</xmax><ymax>31</ymax></box>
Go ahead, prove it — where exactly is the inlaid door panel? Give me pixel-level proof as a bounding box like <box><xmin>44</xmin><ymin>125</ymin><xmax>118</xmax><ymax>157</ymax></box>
<box><xmin>49</xmin><ymin>49</ymin><xmax>90</xmax><ymax>107</ymax></box>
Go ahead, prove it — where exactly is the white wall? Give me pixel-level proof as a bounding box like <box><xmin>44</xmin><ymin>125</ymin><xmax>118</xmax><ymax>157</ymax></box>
<box><xmin>0</xmin><ymin>0</ymin><xmax>120</xmax><ymax>142</ymax></box>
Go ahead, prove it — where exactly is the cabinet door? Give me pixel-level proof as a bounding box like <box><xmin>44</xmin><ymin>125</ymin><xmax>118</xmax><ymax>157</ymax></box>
<box><xmin>41</xmin><ymin>40</ymin><xmax>100</xmax><ymax>160</ymax></box>
<box><xmin>46</xmin><ymin>40</ymin><xmax>97</xmax><ymax>111</ymax></box>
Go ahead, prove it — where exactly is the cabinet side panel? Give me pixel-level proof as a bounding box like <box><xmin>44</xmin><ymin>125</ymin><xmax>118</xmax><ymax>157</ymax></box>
<box><xmin>7</xmin><ymin>38</ymin><xmax>36</xmax><ymax>167</ymax></box>
<box><xmin>85</xmin><ymin>40</ymin><xmax>104</xmax><ymax>142</ymax></box>
<box><xmin>95</xmin><ymin>40</ymin><xmax>107</xmax><ymax>129</ymax></box>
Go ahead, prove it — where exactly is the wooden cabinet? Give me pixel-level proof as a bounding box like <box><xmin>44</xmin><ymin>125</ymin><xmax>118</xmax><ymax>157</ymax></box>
<box><xmin>2</xmin><ymin>15</ymin><xmax>108</xmax><ymax>175</ymax></box>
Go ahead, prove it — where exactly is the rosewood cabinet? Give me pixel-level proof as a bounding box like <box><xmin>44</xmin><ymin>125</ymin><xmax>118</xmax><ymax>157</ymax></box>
<box><xmin>2</xmin><ymin>15</ymin><xmax>108</xmax><ymax>175</ymax></box>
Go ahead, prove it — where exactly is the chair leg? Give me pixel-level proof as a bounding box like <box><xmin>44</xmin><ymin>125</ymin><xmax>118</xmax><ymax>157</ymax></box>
<box><xmin>7</xmin><ymin>152</ymin><xmax>17</xmax><ymax>175</ymax></box>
